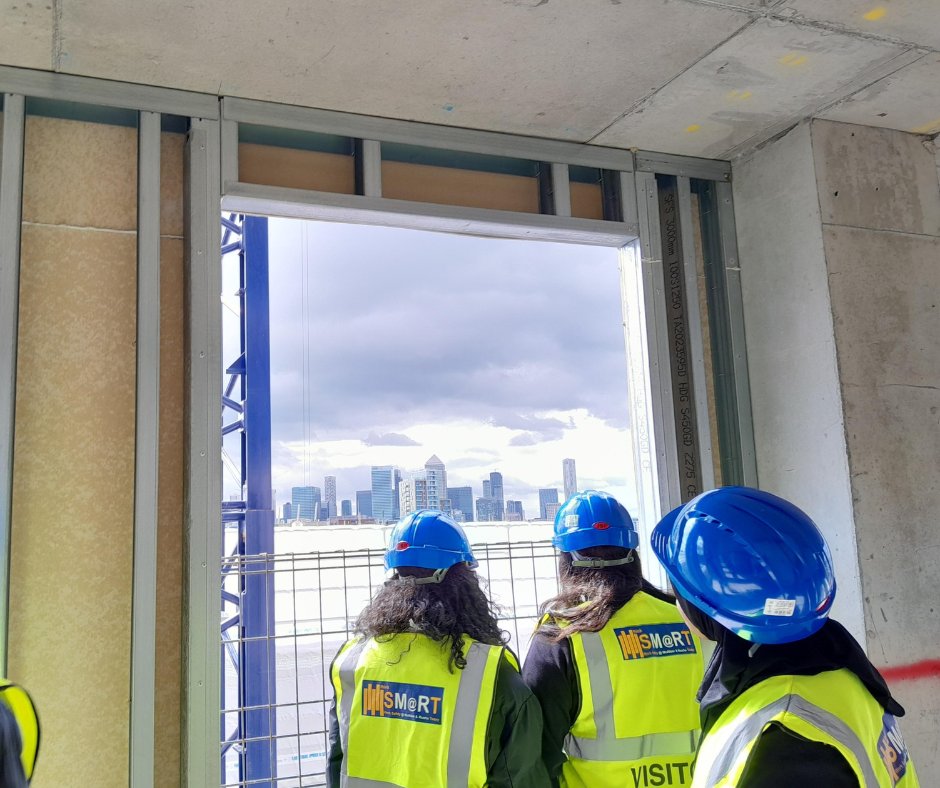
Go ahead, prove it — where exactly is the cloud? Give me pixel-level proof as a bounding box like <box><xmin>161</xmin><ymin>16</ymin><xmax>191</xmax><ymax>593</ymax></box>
<box><xmin>266</xmin><ymin>220</ymin><xmax>631</xmax><ymax>443</ymax></box>
<box><xmin>362</xmin><ymin>431</ymin><xmax>421</xmax><ymax>447</ymax></box>
<box><xmin>258</xmin><ymin>219</ymin><xmax>635</xmax><ymax>513</ymax></box>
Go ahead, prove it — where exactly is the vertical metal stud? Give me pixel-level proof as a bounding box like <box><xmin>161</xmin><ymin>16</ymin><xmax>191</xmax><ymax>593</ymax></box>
<box><xmin>360</xmin><ymin>139</ymin><xmax>382</xmax><ymax>198</ymax></box>
<box><xmin>677</xmin><ymin>176</ymin><xmax>715</xmax><ymax>491</ymax></box>
<box><xmin>0</xmin><ymin>93</ymin><xmax>25</xmax><ymax>675</ymax></box>
<box><xmin>130</xmin><ymin>109</ymin><xmax>161</xmax><ymax>788</ymax></box>
<box><xmin>220</xmin><ymin>117</ymin><xmax>239</xmax><ymax>193</ymax></box>
<box><xmin>185</xmin><ymin>117</ymin><xmax>223</xmax><ymax>788</ymax></box>
<box><xmin>716</xmin><ymin>181</ymin><xmax>757</xmax><ymax>486</ymax></box>
<box><xmin>634</xmin><ymin>171</ymin><xmax>681</xmax><ymax>511</ymax></box>
<box><xmin>550</xmin><ymin>162</ymin><xmax>571</xmax><ymax>217</ymax></box>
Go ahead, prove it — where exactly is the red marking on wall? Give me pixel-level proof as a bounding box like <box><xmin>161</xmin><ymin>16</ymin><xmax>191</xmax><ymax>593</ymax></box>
<box><xmin>881</xmin><ymin>659</ymin><xmax>940</xmax><ymax>683</ymax></box>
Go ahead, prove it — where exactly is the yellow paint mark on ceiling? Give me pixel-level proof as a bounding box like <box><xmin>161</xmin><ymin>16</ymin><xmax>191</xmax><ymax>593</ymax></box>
<box><xmin>779</xmin><ymin>53</ymin><xmax>809</xmax><ymax>67</ymax></box>
<box><xmin>863</xmin><ymin>6</ymin><xmax>887</xmax><ymax>21</ymax></box>
<box><xmin>728</xmin><ymin>89</ymin><xmax>753</xmax><ymax>101</ymax></box>
<box><xmin>685</xmin><ymin>124</ymin><xmax>702</xmax><ymax>133</ymax></box>
<box><xmin>910</xmin><ymin>117</ymin><xmax>940</xmax><ymax>134</ymax></box>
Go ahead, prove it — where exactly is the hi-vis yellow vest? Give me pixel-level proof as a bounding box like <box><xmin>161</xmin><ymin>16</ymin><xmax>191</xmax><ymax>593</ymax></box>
<box><xmin>0</xmin><ymin>680</ymin><xmax>39</xmax><ymax>781</ymax></box>
<box><xmin>692</xmin><ymin>668</ymin><xmax>920</xmax><ymax>787</ymax></box>
<box><xmin>558</xmin><ymin>591</ymin><xmax>704</xmax><ymax>788</ymax></box>
<box><xmin>330</xmin><ymin>633</ymin><xmax>509</xmax><ymax>787</ymax></box>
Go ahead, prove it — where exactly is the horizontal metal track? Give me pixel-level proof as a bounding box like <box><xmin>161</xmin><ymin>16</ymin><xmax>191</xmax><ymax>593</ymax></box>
<box><xmin>0</xmin><ymin>65</ymin><xmax>219</xmax><ymax>119</ymax></box>
<box><xmin>635</xmin><ymin>151</ymin><xmax>730</xmax><ymax>181</ymax></box>
<box><xmin>223</xmin><ymin>96</ymin><xmax>636</xmax><ymax>172</ymax></box>
<box><xmin>223</xmin><ymin>182</ymin><xmax>638</xmax><ymax>247</ymax></box>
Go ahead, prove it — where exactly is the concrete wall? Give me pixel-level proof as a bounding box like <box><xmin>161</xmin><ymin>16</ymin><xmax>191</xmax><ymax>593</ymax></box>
<box><xmin>732</xmin><ymin>122</ymin><xmax>865</xmax><ymax>641</ymax></box>
<box><xmin>812</xmin><ymin>119</ymin><xmax>940</xmax><ymax>771</ymax></box>
<box><xmin>733</xmin><ymin>119</ymin><xmax>940</xmax><ymax>775</ymax></box>
<box><xmin>8</xmin><ymin>116</ymin><xmax>185</xmax><ymax>788</ymax></box>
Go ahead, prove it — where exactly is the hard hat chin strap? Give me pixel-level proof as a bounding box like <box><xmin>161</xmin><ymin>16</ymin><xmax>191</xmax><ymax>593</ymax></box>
<box><xmin>570</xmin><ymin>550</ymin><xmax>635</xmax><ymax>568</ymax></box>
<box><xmin>390</xmin><ymin>566</ymin><xmax>450</xmax><ymax>585</ymax></box>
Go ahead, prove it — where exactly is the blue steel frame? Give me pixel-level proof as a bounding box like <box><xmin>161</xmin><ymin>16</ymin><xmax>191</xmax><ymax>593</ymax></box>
<box><xmin>220</xmin><ymin>213</ymin><xmax>277</xmax><ymax>786</ymax></box>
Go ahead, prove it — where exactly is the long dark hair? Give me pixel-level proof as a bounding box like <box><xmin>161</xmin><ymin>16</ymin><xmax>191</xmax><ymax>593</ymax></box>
<box><xmin>537</xmin><ymin>546</ymin><xmax>672</xmax><ymax>642</ymax></box>
<box><xmin>355</xmin><ymin>562</ymin><xmax>507</xmax><ymax>670</ymax></box>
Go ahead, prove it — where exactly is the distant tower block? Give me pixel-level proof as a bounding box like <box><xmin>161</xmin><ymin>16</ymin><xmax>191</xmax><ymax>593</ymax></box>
<box><xmin>563</xmin><ymin>458</ymin><xmax>577</xmax><ymax>500</ymax></box>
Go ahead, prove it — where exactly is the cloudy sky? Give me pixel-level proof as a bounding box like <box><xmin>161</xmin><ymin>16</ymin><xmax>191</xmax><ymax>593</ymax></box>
<box><xmin>224</xmin><ymin>218</ymin><xmax>639</xmax><ymax>519</ymax></box>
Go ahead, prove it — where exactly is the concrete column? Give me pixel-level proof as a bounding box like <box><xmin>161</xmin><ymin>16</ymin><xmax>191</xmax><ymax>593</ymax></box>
<box><xmin>733</xmin><ymin>119</ymin><xmax>940</xmax><ymax>775</ymax></box>
<box><xmin>732</xmin><ymin>122</ymin><xmax>865</xmax><ymax>641</ymax></box>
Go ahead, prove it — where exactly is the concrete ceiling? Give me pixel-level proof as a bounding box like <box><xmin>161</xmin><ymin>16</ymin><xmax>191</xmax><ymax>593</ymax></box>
<box><xmin>2</xmin><ymin>0</ymin><xmax>938</xmax><ymax>159</ymax></box>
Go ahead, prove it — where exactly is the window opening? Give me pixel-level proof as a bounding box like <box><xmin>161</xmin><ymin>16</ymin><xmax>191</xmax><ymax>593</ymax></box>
<box><xmin>220</xmin><ymin>216</ymin><xmax>649</xmax><ymax>786</ymax></box>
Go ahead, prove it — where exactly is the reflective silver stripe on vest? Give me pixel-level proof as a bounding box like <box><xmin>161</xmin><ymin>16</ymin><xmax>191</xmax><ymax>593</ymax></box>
<box><xmin>567</xmin><ymin>632</ymin><xmax>698</xmax><ymax>762</ymax></box>
<box><xmin>338</xmin><ymin>639</ymin><xmax>369</xmax><ymax>757</ymax></box>
<box><xmin>342</xmin><ymin>777</ymin><xmax>404</xmax><ymax>788</ymax></box>
<box><xmin>338</xmin><ymin>637</ymin><xmax>494</xmax><ymax>788</ymax></box>
<box><xmin>447</xmin><ymin>641</ymin><xmax>492</xmax><ymax>786</ymax></box>
<box><xmin>566</xmin><ymin>729</ymin><xmax>698</xmax><ymax>761</ymax></box>
<box><xmin>703</xmin><ymin>694</ymin><xmax>880</xmax><ymax>787</ymax></box>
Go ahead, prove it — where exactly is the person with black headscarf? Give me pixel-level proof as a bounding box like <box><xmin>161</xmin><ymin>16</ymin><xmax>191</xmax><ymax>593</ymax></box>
<box><xmin>652</xmin><ymin>486</ymin><xmax>919</xmax><ymax>787</ymax></box>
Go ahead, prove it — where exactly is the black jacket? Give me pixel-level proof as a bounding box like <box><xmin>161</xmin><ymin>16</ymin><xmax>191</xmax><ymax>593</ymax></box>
<box><xmin>519</xmin><ymin>630</ymin><xmax>576</xmax><ymax>787</ymax></box>
<box><xmin>327</xmin><ymin>643</ymin><xmax>550</xmax><ymax>787</ymax></box>
<box><xmin>0</xmin><ymin>703</ymin><xmax>27</xmax><ymax>788</ymax></box>
<box><xmin>683</xmin><ymin>598</ymin><xmax>905</xmax><ymax>787</ymax></box>
<box><xmin>521</xmin><ymin>582</ymin><xmax>678</xmax><ymax>787</ymax></box>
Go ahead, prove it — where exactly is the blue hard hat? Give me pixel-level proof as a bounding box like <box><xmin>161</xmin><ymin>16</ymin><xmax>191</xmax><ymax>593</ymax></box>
<box><xmin>651</xmin><ymin>486</ymin><xmax>836</xmax><ymax>645</ymax></box>
<box><xmin>553</xmin><ymin>491</ymin><xmax>639</xmax><ymax>553</ymax></box>
<box><xmin>385</xmin><ymin>510</ymin><xmax>477</xmax><ymax>572</ymax></box>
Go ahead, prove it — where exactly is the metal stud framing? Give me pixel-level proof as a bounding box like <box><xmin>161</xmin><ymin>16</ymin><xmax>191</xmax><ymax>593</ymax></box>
<box><xmin>130</xmin><ymin>109</ymin><xmax>162</xmax><ymax>788</ymax></box>
<box><xmin>0</xmin><ymin>92</ymin><xmax>25</xmax><ymax>675</ymax></box>
<box><xmin>0</xmin><ymin>65</ymin><xmax>753</xmax><ymax>786</ymax></box>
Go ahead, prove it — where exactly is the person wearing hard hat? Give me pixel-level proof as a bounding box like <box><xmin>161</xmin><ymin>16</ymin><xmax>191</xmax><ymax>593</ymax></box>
<box><xmin>651</xmin><ymin>486</ymin><xmax>919</xmax><ymax>787</ymax></box>
<box><xmin>327</xmin><ymin>509</ymin><xmax>550</xmax><ymax>787</ymax></box>
<box><xmin>522</xmin><ymin>490</ymin><xmax>704</xmax><ymax>787</ymax></box>
<box><xmin>0</xmin><ymin>680</ymin><xmax>39</xmax><ymax>786</ymax></box>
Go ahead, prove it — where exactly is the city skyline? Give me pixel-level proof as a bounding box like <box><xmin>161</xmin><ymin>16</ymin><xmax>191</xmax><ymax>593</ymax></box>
<box><xmin>281</xmin><ymin>455</ymin><xmax>605</xmax><ymax>524</ymax></box>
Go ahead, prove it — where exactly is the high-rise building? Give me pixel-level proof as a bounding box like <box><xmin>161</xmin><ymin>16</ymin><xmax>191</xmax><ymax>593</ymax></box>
<box><xmin>545</xmin><ymin>501</ymin><xmax>562</xmax><ymax>521</ymax></box>
<box><xmin>282</xmin><ymin>502</ymin><xmax>293</xmax><ymax>521</ymax></box>
<box><xmin>506</xmin><ymin>500</ymin><xmax>525</xmax><ymax>521</ymax></box>
<box><xmin>489</xmin><ymin>472</ymin><xmax>504</xmax><ymax>519</ymax></box>
<box><xmin>539</xmin><ymin>488</ymin><xmax>559</xmax><ymax>520</ymax></box>
<box><xmin>447</xmin><ymin>486</ymin><xmax>474</xmax><ymax>522</ymax></box>
<box><xmin>371</xmin><ymin>466</ymin><xmax>396</xmax><ymax>523</ymax></box>
<box><xmin>424</xmin><ymin>455</ymin><xmax>447</xmax><ymax>510</ymax></box>
<box><xmin>482</xmin><ymin>480</ymin><xmax>491</xmax><ymax>498</ymax></box>
<box><xmin>356</xmin><ymin>490</ymin><xmax>373</xmax><ymax>518</ymax></box>
<box><xmin>291</xmin><ymin>486</ymin><xmax>321</xmax><ymax>521</ymax></box>
<box><xmin>340</xmin><ymin>499</ymin><xmax>352</xmax><ymax>517</ymax></box>
<box><xmin>476</xmin><ymin>497</ymin><xmax>498</xmax><ymax>522</ymax></box>
<box><xmin>399</xmin><ymin>476</ymin><xmax>429</xmax><ymax>517</ymax></box>
<box><xmin>393</xmin><ymin>468</ymin><xmax>403</xmax><ymax>520</ymax></box>
<box><xmin>324</xmin><ymin>475</ymin><xmax>337</xmax><ymax>518</ymax></box>
<box><xmin>562</xmin><ymin>458</ymin><xmax>577</xmax><ymax>501</ymax></box>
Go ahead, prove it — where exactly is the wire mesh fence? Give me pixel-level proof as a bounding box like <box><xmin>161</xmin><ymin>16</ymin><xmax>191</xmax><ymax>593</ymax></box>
<box><xmin>220</xmin><ymin>536</ymin><xmax>560</xmax><ymax>787</ymax></box>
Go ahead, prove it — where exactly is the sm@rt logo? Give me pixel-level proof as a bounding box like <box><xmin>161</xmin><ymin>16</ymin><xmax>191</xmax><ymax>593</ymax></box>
<box><xmin>361</xmin><ymin>680</ymin><xmax>444</xmax><ymax>725</ymax></box>
<box><xmin>614</xmin><ymin>623</ymin><xmax>697</xmax><ymax>660</ymax></box>
<box><xmin>878</xmin><ymin>714</ymin><xmax>910</xmax><ymax>785</ymax></box>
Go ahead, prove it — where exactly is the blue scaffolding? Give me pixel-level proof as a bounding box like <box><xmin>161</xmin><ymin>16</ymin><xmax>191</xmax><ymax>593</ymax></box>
<box><xmin>220</xmin><ymin>214</ymin><xmax>277</xmax><ymax>786</ymax></box>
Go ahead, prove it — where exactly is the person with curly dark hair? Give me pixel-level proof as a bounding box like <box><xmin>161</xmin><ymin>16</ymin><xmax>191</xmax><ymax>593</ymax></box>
<box><xmin>522</xmin><ymin>490</ymin><xmax>704</xmax><ymax>787</ymax></box>
<box><xmin>327</xmin><ymin>509</ymin><xmax>549</xmax><ymax>787</ymax></box>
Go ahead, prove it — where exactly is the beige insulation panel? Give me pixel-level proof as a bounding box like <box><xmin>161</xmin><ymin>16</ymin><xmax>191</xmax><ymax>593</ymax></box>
<box><xmin>240</xmin><ymin>143</ymin><xmax>356</xmax><ymax>194</ymax></box>
<box><xmin>11</xmin><ymin>114</ymin><xmax>138</xmax><ymax>788</ymax></box>
<box><xmin>8</xmin><ymin>117</ymin><xmax>188</xmax><ymax>787</ymax></box>
<box><xmin>382</xmin><ymin>160</ymin><xmax>540</xmax><ymax>213</ymax></box>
